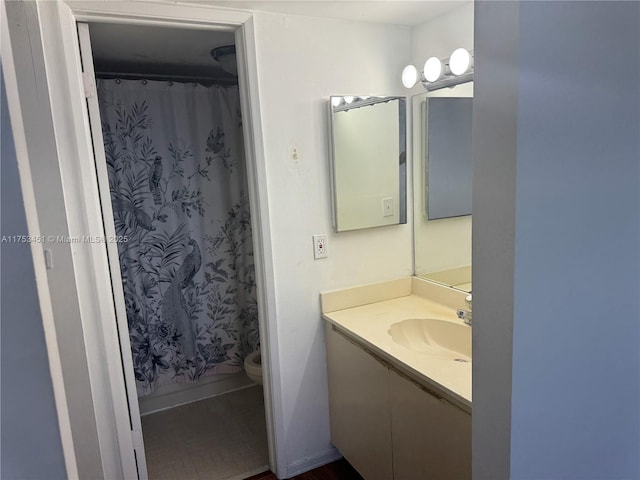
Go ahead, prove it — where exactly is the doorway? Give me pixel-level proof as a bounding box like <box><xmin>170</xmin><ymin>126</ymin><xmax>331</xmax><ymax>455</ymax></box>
<box><xmin>7</xmin><ymin>2</ymin><xmax>281</xmax><ymax>478</ymax></box>
<box><xmin>81</xmin><ymin>21</ymin><xmax>270</xmax><ymax>480</ymax></box>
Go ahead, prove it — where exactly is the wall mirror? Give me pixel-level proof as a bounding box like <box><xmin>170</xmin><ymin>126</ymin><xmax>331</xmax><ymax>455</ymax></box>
<box><xmin>413</xmin><ymin>83</ymin><xmax>473</xmax><ymax>292</ymax></box>
<box><xmin>328</xmin><ymin>95</ymin><xmax>407</xmax><ymax>232</ymax></box>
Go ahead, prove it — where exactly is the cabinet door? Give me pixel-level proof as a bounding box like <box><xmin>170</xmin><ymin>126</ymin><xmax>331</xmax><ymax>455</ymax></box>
<box><xmin>325</xmin><ymin>324</ymin><xmax>393</xmax><ymax>480</ymax></box>
<box><xmin>390</xmin><ymin>370</ymin><xmax>471</xmax><ymax>480</ymax></box>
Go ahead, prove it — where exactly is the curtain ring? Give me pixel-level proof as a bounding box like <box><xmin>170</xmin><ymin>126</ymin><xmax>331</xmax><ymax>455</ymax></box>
<box><xmin>115</xmin><ymin>78</ymin><xmax>121</xmax><ymax>84</ymax></box>
<box><xmin>141</xmin><ymin>79</ymin><xmax>148</xmax><ymax>85</ymax></box>
<box><xmin>168</xmin><ymin>80</ymin><xmax>173</xmax><ymax>86</ymax></box>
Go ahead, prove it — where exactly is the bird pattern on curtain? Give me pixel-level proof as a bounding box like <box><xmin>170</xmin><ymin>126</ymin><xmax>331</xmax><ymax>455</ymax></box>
<box><xmin>97</xmin><ymin>79</ymin><xmax>259</xmax><ymax>396</ymax></box>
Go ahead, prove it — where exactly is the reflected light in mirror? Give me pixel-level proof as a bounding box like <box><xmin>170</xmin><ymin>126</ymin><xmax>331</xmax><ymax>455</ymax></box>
<box><xmin>331</xmin><ymin>97</ymin><xmax>342</xmax><ymax>107</ymax></box>
<box><xmin>328</xmin><ymin>95</ymin><xmax>406</xmax><ymax>232</ymax></box>
<box><xmin>423</xmin><ymin>57</ymin><xmax>443</xmax><ymax>82</ymax></box>
<box><xmin>449</xmin><ymin>48</ymin><xmax>471</xmax><ymax>76</ymax></box>
<box><xmin>402</xmin><ymin>65</ymin><xmax>419</xmax><ymax>88</ymax></box>
<box><xmin>344</xmin><ymin>95</ymin><xmax>355</xmax><ymax>104</ymax></box>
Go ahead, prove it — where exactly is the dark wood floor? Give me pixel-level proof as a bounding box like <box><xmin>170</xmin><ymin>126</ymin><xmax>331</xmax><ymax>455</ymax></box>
<box><xmin>245</xmin><ymin>459</ymin><xmax>363</xmax><ymax>480</ymax></box>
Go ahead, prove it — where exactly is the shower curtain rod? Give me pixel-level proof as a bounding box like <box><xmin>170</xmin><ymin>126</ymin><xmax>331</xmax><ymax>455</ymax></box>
<box><xmin>95</xmin><ymin>71</ymin><xmax>238</xmax><ymax>86</ymax></box>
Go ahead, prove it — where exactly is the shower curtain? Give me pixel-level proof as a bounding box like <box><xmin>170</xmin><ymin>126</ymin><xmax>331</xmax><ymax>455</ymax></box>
<box><xmin>97</xmin><ymin>79</ymin><xmax>259</xmax><ymax>396</ymax></box>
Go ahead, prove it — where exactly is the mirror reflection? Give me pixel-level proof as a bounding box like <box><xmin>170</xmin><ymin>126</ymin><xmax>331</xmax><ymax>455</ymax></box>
<box><xmin>329</xmin><ymin>96</ymin><xmax>407</xmax><ymax>232</ymax></box>
<box><xmin>413</xmin><ymin>84</ymin><xmax>473</xmax><ymax>292</ymax></box>
<box><xmin>425</xmin><ymin>97</ymin><xmax>472</xmax><ymax>220</ymax></box>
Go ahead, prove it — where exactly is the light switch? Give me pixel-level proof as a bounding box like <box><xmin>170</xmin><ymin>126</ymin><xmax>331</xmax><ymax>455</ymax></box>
<box><xmin>382</xmin><ymin>197</ymin><xmax>394</xmax><ymax>217</ymax></box>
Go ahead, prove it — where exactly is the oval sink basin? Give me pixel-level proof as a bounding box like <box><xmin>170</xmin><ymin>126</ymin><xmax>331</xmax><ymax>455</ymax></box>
<box><xmin>388</xmin><ymin>318</ymin><xmax>471</xmax><ymax>361</ymax></box>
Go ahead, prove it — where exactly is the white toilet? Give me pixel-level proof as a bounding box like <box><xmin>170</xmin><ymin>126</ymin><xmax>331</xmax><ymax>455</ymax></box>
<box><xmin>244</xmin><ymin>349</ymin><xmax>263</xmax><ymax>385</ymax></box>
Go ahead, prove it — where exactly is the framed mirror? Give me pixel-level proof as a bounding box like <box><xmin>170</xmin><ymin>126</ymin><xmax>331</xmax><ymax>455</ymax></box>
<box><xmin>412</xmin><ymin>84</ymin><xmax>473</xmax><ymax>292</ymax></box>
<box><xmin>328</xmin><ymin>95</ymin><xmax>407</xmax><ymax>232</ymax></box>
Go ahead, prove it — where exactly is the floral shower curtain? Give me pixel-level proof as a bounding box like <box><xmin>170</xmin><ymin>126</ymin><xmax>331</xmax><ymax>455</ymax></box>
<box><xmin>97</xmin><ymin>79</ymin><xmax>259</xmax><ymax>396</ymax></box>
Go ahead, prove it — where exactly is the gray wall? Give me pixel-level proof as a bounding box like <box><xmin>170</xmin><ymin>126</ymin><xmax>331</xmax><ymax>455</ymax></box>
<box><xmin>472</xmin><ymin>2</ymin><xmax>519</xmax><ymax>478</ymax></box>
<box><xmin>472</xmin><ymin>1</ymin><xmax>519</xmax><ymax>480</ymax></box>
<box><xmin>474</xmin><ymin>2</ymin><xmax>640</xmax><ymax>479</ymax></box>
<box><xmin>1</xmin><ymin>66</ymin><xmax>67</xmax><ymax>479</ymax></box>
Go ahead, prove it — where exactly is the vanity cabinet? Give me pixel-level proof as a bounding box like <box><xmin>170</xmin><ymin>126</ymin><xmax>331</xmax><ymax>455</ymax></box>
<box><xmin>390</xmin><ymin>370</ymin><xmax>471</xmax><ymax>480</ymax></box>
<box><xmin>325</xmin><ymin>324</ymin><xmax>393</xmax><ymax>480</ymax></box>
<box><xmin>325</xmin><ymin>323</ymin><xmax>471</xmax><ymax>480</ymax></box>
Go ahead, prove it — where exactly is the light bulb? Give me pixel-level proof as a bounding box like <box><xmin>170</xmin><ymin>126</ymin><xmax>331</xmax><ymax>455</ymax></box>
<box><xmin>401</xmin><ymin>65</ymin><xmax>418</xmax><ymax>88</ymax></box>
<box><xmin>423</xmin><ymin>57</ymin><xmax>443</xmax><ymax>83</ymax></box>
<box><xmin>331</xmin><ymin>97</ymin><xmax>342</xmax><ymax>107</ymax></box>
<box><xmin>344</xmin><ymin>96</ymin><xmax>354</xmax><ymax>104</ymax></box>
<box><xmin>449</xmin><ymin>48</ymin><xmax>471</xmax><ymax>76</ymax></box>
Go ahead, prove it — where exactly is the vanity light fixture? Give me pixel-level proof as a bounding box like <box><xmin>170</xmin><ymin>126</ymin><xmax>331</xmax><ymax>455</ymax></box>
<box><xmin>401</xmin><ymin>65</ymin><xmax>419</xmax><ymax>88</ymax></box>
<box><xmin>423</xmin><ymin>56</ymin><xmax>443</xmax><ymax>83</ymax></box>
<box><xmin>449</xmin><ymin>48</ymin><xmax>473</xmax><ymax>76</ymax></box>
<box><xmin>402</xmin><ymin>47</ymin><xmax>474</xmax><ymax>92</ymax></box>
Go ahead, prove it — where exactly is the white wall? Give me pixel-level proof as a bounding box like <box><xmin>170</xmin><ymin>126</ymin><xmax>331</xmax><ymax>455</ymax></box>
<box><xmin>252</xmin><ymin>12</ymin><xmax>412</xmax><ymax>474</ymax></box>
<box><xmin>409</xmin><ymin>2</ymin><xmax>474</xmax><ymax>275</ymax></box>
<box><xmin>474</xmin><ymin>2</ymin><xmax>640</xmax><ymax>478</ymax></box>
<box><xmin>411</xmin><ymin>1</ymin><xmax>474</xmax><ymax>64</ymax></box>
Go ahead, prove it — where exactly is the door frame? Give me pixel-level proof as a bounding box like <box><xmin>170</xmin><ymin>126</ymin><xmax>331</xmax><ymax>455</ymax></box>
<box><xmin>8</xmin><ymin>1</ymin><xmax>284</xmax><ymax>477</ymax></box>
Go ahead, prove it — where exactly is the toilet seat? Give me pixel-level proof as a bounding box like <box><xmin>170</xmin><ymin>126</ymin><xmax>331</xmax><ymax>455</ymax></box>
<box><xmin>244</xmin><ymin>350</ymin><xmax>263</xmax><ymax>385</ymax></box>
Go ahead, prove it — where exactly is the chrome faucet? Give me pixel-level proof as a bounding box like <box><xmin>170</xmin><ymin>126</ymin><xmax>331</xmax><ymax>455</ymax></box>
<box><xmin>457</xmin><ymin>294</ymin><xmax>472</xmax><ymax>326</ymax></box>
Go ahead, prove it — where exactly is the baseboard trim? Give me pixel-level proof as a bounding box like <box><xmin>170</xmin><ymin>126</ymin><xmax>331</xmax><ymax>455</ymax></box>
<box><xmin>139</xmin><ymin>373</ymin><xmax>255</xmax><ymax>415</ymax></box>
<box><xmin>286</xmin><ymin>446</ymin><xmax>341</xmax><ymax>478</ymax></box>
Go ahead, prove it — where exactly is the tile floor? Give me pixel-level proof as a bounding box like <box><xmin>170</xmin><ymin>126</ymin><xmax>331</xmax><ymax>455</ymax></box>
<box><xmin>141</xmin><ymin>385</ymin><xmax>269</xmax><ymax>480</ymax></box>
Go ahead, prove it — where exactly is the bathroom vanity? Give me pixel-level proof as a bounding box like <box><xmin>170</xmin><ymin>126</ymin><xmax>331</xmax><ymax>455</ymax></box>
<box><xmin>321</xmin><ymin>277</ymin><xmax>471</xmax><ymax>480</ymax></box>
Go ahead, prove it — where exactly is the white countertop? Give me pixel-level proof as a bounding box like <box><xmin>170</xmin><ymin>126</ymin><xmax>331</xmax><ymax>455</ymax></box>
<box><xmin>321</xmin><ymin>277</ymin><xmax>472</xmax><ymax>412</ymax></box>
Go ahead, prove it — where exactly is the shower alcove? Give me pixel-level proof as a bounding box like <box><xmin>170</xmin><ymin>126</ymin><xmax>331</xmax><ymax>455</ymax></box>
<box><xmin>87</xmin><ymin>21</ymin><xmax>269</xmax><ymax>480</ymax></box>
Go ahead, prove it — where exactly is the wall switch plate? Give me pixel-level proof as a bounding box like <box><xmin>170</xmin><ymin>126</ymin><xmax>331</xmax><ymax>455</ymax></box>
<box><xmin>382</xmin><ymin>197</ymin><xmax>394</xmax><ymax>217</ymax></box>
<box><xmin>312</xmin><ymin>234</ymin><xmax>328</xmax><ymax>259</ymax></box>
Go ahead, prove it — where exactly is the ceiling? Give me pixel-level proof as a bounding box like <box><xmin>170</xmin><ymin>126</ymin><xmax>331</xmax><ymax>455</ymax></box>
<box><xmin>209</xmin><ymin>1</ymin><xmax>469</xmax><ymax>27</ymax></box>
<box><xmin>89</xmin><ymin>23</ymin><xmax>237</xmax><ymax>82</ymax></box>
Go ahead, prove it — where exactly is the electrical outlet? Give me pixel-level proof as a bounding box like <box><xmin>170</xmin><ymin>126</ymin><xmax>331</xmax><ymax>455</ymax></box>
<box><xmin>312</xmin><ymin>234</ymin><xmax>328</xmax><ymax>259</ymax></box>
<box><xmin>382</xmin><ymin>197</ymin><xmax>394</xmax><ymax>217</ymax></box>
